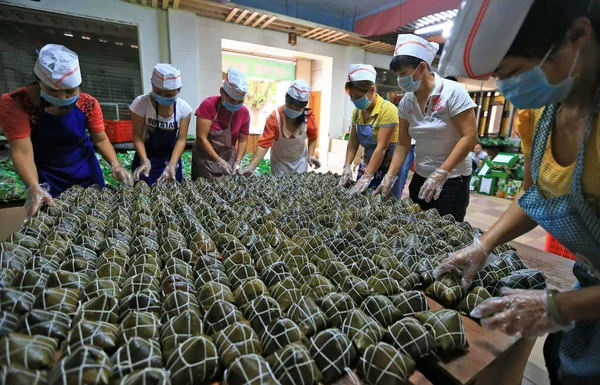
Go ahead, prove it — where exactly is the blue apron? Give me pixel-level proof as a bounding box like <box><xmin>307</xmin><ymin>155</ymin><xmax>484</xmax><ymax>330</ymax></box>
<box><xmin>518</xmin><ymin>90</ymin><xmax>600</xmax><ymax>384</ymax></box>
<box><xmin>131</xmin><ymin>101</ymin><xmax>183</xmax><ymax>186</ymax></box>
<box><xmin>31</xmin><ymin>104</ymin><xmax>105</xmax><ymax>198</ymax></box>
<box><xmin>354</xmin><ymin>104</ymin><xmax>402</xmax><ymax>199</ymax></box>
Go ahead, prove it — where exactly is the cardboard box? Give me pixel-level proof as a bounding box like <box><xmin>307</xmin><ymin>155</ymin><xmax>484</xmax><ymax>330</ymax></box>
<box><xmin>478</xmin><ymin>176</ymin><xmax>497</xmax><ymax>196</ymax></box>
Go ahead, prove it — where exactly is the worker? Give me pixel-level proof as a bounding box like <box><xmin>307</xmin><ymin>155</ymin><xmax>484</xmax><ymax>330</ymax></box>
<box><xmin>130</xmin><ymin>64</ymin><xmax>192</xmax><ymax>185</ymax></box>
<box><xmin>339</xmin><ymin>64</ymin><xmax>401</xmax><ymax>197</ymax></box>
<box><xmin>469</xmin><ymin>143</ymin><xmax>488</xmax><ymax>172</ymax></box>
<box><xmin>241</xmin><ymin>80</ymin><xmax>320</xmax><ymax>176</ymax></box>
<box><xmin>435</xmin><ymin>0</ymin><xmax>600</xmax><ymax>383</ymax></box>
<box><xmin>0</xmin><ymin>44</ymin><xmax>132</xmax><ymax>217</ymax></box>
<box><xmin>192</xmin><ymin>67</ymin><xmax>249</xmax><ymax>179</ymax></box>
<box><xmin>374</xmin><ymin>34</ymin><xmax>478</xmax><ymax>222</ymax></box>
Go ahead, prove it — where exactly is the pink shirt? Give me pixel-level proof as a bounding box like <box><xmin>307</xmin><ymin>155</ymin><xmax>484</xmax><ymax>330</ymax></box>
<box><xmin>195</xmin><ymin>96</ymin><xmax>250</xmax><ymax>146</ymax></box>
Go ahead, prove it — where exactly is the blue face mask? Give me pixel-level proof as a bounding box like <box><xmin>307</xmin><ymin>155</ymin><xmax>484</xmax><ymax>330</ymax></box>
<box><xmin>223</xmin><ymin>99</ymin><xmax>243</xmax><ymax>112</ymax></box>
<box><xmin>284</xmin><ymin>106</ymin><xmax>303</xmax><ymax>119</ymax></box>
<box><xmin>152</xmin><ymin>92</ymin><xmax>177</xmax><ymax>106</ymax></box>
<box><xmin>40</xmin><ymin>91</ymin><xmax>80</xmax><ymax>107</ymax></box>
<box><xmin>397</xmin><ymin>67</ymin><xmax>421</xmax><ymax>93</ymax></box>
<box><xmin>352</xmin><ymin>95</ymin><xmax>371</xmax><ymax>110</ymax></box>
<box><xmin>496</xmin><ymin>47</ymin><xmax>580</xmax><ymax>109</ymax></box>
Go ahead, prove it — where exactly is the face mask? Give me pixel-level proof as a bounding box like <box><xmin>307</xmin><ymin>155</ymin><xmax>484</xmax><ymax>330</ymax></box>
<box><xmin>397</xmin><ymin>67</ymin><xmax>422</xmax><ymax>93</ymax></box>
<box><xmin>41</xmin><ymin>91</ymin><xmax>79</xmax><ymax>107</ymax></box>
<box><xmin>152</xmin><ymin>92</ymin><xmax>177</xmax><ymax>106</ymax></box>
<box><xmin>223</xmin><ymin>99</ymin><xmax>242</xmax><ymax>112</ymax></box>
<box><xmin>352</xmin><ymin>95</ymin><xmax>371</xmax><ymax>110</ymax></box>
<box><xmin>496</xmin><ymin>47</ymin><xmax>580</xmax><ymax>109</ymax></box>
<box><xmin>284</xmin><ymin>106</ymin><xmax>303</xmax><ymax>119</ymax></box>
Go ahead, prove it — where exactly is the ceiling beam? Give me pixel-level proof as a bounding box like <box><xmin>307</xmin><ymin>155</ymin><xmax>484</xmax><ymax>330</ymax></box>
<box><xmin>224</xmin><ymin>8</ymin><xmax>238</xmax><ymax>22</ymax></box>
<box><xmin>234</xmin><ymin>9</ymin><xmax>248</xmax><ymax>24</ymax></box>
<box><xmin>314</xmin><ymin>29</ymin><xmax>339</xmax><ymax>41</ymax></box>
<box><xmin>301</xmin><ymin>27</ymin><xmax>322</xmax><ymax>38</ymax></box>
<box><xmin>324</xmin><ymin>32</ymin><xmax>348</xmax><ymax>43</ymax></box>
<box><xmin>251</xmin><ymin>14</ymin><xmax>268</xmax><ymax>27</ymax></box>
<box><xmin>243</xmin><ymin>11</ymin><xmax>259</xmax><ymax>26</ymax></box>
<box><xmin>141</xmin><ymin>0</ymin><xmax>148</xmax><ymax>6</ymax></box>
<box><xmin>161</xmin><ymin>0</ymin><xmax>169</xmax><ymax>9</ymax></box>
<box><xmin>260</xmin><ymin>15</ymin><xmax>277</xmax><ymax>29</ymax></box>
<box><xmin>173</xmin><ymin>0</ymin><xmax>180</xmax><ymax>8</ymax></box>
<box><xmin>310</xmin><ymin>29</ymin><xmax>333</xmax><ymax>40</ymax></box>
<box><xmin>151</xmin><ymin>0</ymin><xmax>158</xmax><ymax>7</ymax></box>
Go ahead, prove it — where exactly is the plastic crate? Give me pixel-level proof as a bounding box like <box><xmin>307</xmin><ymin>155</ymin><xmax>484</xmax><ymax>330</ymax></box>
<box><xmin>545</xmin><ymin>234</ymin><xmax>576</xmax><ymax>260</ymax></box>
<box><xmin>104</xmin><ymin>120</ymin><xmax>133</xmax><ymax>143</ymax></box>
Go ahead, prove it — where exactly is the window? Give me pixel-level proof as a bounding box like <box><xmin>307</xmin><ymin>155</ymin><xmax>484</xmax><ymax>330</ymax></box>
<box><xmin>0</xmin><ymin>5</ymin><xmax>142</xmax><ymax>120</ymax></box>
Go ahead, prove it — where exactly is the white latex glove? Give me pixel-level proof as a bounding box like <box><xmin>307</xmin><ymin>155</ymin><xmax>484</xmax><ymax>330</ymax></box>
<box><xmin>133</xmin><ymin>159</ymin><xmax>151</xmax><ymax>181</ymax></box>
<box><xmin>24</xmin><ymin>183</ymin><xmax>55</xmax><ymax>218</ymax></box>
<box><xmin>471</xmin><ymin>288</ymin><xmax>567</xmax><ymax>338</ymax></box>
<box><xmin>217</xmin><ymin>157</ymin><xmax>234</xmax><ymax>176</ymax></box>
<box><xmin>157</xmin><ymin>162</ymin><xmax>178</xmax><ymax>183</ymax></box>
<box><xmin>308</xmin><ymin>156</ymin><xmax>321</xmax><ymax>169</ymax></box>
<box><xmin>348</xmin><ymin>171</ymin><xmax>373</xmax><ymax>196</ymax></box>
<box><xmin>373</xmin><ymin>174</ymin><xmax>398</xmax><ymax>199</ymax></box>
<box><xmin>338</xmin><ymin>163</ymin><xmax>353</xmax><ymax>187</ymax></box>
<box><xmin>111</xmin><ymin>161</ymin><xmax>134</xmax><ymax>186</ymax></box>
<box><xmin>418</xmin><ymin>168</ymin><xmax>450</xmax><ymax>202</ymax></box>
<box><xmin>234</xmin><ymin>160</ymin><xmax>242</xmax><ymax>173</ymax></box>
<box><xmin>240</xmin><ymin>166</ymin><xmax>255</xmax><ymax>177</ymax></box>
<box><xmin>434</xmin><ymin>238</ymin><xmax>491</xmax><ymax>286</ymax></box>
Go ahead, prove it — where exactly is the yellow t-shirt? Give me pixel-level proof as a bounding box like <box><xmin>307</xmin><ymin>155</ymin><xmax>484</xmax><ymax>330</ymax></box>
<box><xmin>352</xmin><ymin>94</ymin><xmax>399</xmax><ymax>143</ymax></box>
<box><xmin>519</xmin><ymin>108</ymin><xmax>600</xmax><ymax>213</ymax></box>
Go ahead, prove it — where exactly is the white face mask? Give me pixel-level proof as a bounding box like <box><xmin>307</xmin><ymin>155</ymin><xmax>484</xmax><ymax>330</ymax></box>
<box><xmin>397</xmin><ymin>66</ymin><xmax>422</xmax><ymax>93</ymax></box>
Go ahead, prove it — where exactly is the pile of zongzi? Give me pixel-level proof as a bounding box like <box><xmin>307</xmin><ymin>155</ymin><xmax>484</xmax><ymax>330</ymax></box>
<box><xmin>0</xmin><ymin>172</ymin><xmax>544</xmax><ymax>384</ymax></box>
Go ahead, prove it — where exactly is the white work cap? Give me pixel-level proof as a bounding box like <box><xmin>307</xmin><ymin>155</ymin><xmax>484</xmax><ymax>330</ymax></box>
<box><xmin>287</xmin><ymin>80</ymin><xmax>311</xmax><ymax>102</ymax></box>
<box><xmin>223</xmin><ymin>67</ymin><xmax>248</xmax><ymax>101</ymax></box>
<box><xmin>439</xmin><ymin>0</ymin><xmax>535</xmax><ymax>79</ymax></box>
<box><xmin>347</xmin><ymin>64</ymin><xmax>376</xmax><ymax>83</ymax></box>
<box><xmin>34</xmin><ymin>44</ymin><xmax>82</xmax><ymax>90</ymax></box>
<box><xmin>151</xmin><ymin>63</ymin><xmax>182</xmax><ymax>90</ymax></box>
<box><xmin>394</xmin><ymin>34</ymin><xmax>440</xmax><ymax>66</ymax></box>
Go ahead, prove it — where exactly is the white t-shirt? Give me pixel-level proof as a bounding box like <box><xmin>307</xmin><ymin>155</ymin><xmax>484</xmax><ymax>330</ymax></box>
<box><xmin>470</xmin><ymin>150</ymin><xmax>489</xmax><ymax>163</ymax></box>
<box><xmin>398</xmin><ymin>73</ymin><xmax>476</xmax><ymax>178</ymax></box>
<box><xmin>129</xmin><ymin>93</ymin><xmax>193</xmax><ymax>141</ymax></box>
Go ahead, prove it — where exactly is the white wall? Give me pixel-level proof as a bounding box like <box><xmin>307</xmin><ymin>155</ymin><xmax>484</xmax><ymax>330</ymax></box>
<box><xmin>2</xmin><ymin>0</ymin><xmax>163</xmax><ymax>95</ymax></box>
<box><xmin>167</xmin><ymin>9</ymin><xmax>201</xmax><ymax>133</ymax></box>
<box><xmin>364</xmin><ymin>52</ymin><xmax>393</xmax><ymax>70</ymax></box>
<box><xmin>194</xmin><ymin>16</ymin><xmax>361</xmax><ymax>168</ymax></box>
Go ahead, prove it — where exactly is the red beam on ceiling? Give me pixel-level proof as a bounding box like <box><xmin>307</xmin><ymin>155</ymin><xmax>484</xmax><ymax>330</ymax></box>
<box><xmin>355</xmin><ymin>0</ymin><xmax>461</xmax><ymax>37</ymax></box>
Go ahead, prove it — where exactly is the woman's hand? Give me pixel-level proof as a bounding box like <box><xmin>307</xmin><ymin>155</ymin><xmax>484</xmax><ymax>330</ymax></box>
<box><xmin>471</xmin><ymin>288</ymin><xmax>564</xmax><ymax>338</ymax></box>
<box><xmin>111</xmin><ymin>161</ymin><xmax>134</xmax><ymax>186</ymax></box>
<box><xmin>373</xmin><ymin>174</ymin><xmax>398</xmax><ymax>199</ymax></box>
<box><xmin>434</xmin><ymin>238</ymin><xmax>491</xmax><ymax>286</ymax></box>
<box><xmin>157</xmin><ymin>162</ymin><xmax>178</xmax><ymax>183</ymax></box>
<box><xmin>24</xmin><ymin>184</ymin><xmax>54</xmax><ymax>218</ymax></box>
<box><xmin>308</xmin><ymin>156</ymin><xmax>321</xmax><ymax>169</ymax></box>
<box><xmin>217</xmin><ymin>157</ymin><xmax>234</xmax><ymax>175</ymax></box>
<box><xmin>133</xmin><ymin>159</ymin><xmax>151</xmax><ymax>181</ymax></box>
<box><xmin>418</xmin><ymin>168</ymin><xmax>450</xmax><ymax>202</ymax></box>
<box><xmin>339</xmin><ymin>164</ymin><xmax>353</xmax><ymax>187</ymax></box>
<box><xmin>348</xmin><ymin>171</ymin><xmax>373</xmax><ymax>195</ymax></box>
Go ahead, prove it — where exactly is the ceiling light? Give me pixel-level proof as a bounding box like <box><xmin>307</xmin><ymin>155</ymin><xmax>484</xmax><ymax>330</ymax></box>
<box><xmin>442</xmin><ymin>22</ymin><xmax>454</xmax><ymax>38</ymax></box>
<box><xmin>81</xmin><ymin>36</ymin><xmax>91</xmax><ymax>40</ymax></box>
<box><xmin>415</xmin><ymin>20</ymin><xmax>453</xmax><ymax>36</ymax></box>
<box><xmin>130</xmin><ymin>44</ymin><xmax>138</xmax><ymax>49</ymax></box>
<box><xmin>99</xmin><ymin>39</ymin><xmax>108</xmax><ymax>43</ymax></box>
<box><xmin>288</xmin><ymin>32</ymin><xmax>297</xmax><ymax>47</ymax></box>
<box><xmin>63</xmin><ymin>32</ymin><xmax>73</xmax><ymax>37</ymax></box>
<box><xmin>115</xmin><ymin>42</ymin><xmax>123</xmax><ymax>46</ymax></box>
